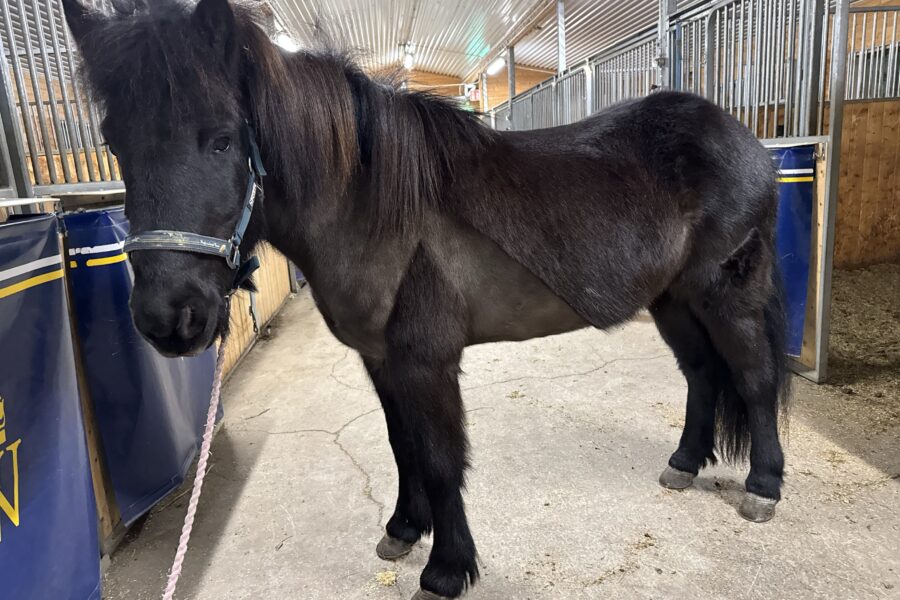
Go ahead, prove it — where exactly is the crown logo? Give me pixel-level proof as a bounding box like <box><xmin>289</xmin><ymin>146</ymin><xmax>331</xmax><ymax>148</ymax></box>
<box><xmin>0</xmin><ymin>395</ymin><xmax>22</xmax><ymax>542</ymax></box>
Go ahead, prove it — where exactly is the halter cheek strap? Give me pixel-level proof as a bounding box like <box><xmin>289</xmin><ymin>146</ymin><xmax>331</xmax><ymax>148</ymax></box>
<box><xmin>123</xmin><ymin>122</ymin><xmax>267</xmax><ymax>293</ymax></box>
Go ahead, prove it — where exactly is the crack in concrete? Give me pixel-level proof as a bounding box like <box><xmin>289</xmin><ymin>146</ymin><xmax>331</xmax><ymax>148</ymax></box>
<box><xmin>334</xmin><ymin>430</ymin><xmax>387</xmax><ymax>528</ymax></box>
<box><xmin>229</xmin><ymin>407</ymin><xmax>388</xmax><ymax>528</ymax></box>
<box><xmin>329</xmin><ymin>348</ymin><xmax>374</xmax><ymax>393</ymax></box>
<box><xmin>461</xmin><ymin>353</ymin><xmax>672</xmax><ymax>391</ymax></box>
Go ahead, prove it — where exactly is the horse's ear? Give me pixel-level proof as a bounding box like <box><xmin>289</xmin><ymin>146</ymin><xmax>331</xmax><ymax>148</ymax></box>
<box><xmin>62</xmin><ymin>0</ymin><xmax>103</xmax><ymax>46</ymax></box>
<box><xmin>192</xmin><ymin>0</ymin><xmax>236</xmax><ymax>57</ymax></box>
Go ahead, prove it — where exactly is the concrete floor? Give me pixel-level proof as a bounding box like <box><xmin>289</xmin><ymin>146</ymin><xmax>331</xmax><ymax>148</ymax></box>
<box><xmin>105</xmin><ymin>290</ymin><xmax>900</xmax><ymax>600</ymax></box>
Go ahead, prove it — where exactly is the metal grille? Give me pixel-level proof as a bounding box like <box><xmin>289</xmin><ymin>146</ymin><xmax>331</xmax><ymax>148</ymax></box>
<box><xmin>817</xmin><ymin>5</ymin><xmax>900</xmax><ymax>134</ymax></box>
<box><xmin>0</xmin><ymin>0</ymin><xmax>121</xmax><ymax>196</ymax></box>
<box><xmin>556</xmin><ymin>67</ymin><xmax>587</xmax><ymax>125</ymax></box>
<box><xmin>493</xmin><ymin>101</ymin><xmax>512</xmax><ymax>131</ymax></box>
<box><xmin>845</xmin><ymin>7</ymin><xmax>899</xmax><ymax>101</ymax></box>
<box><xmin>510</xmin><ymin>80</ymin><xmax>560</xmax><ymax>130</ymax></box>
<box><xmin>591</xmin><ymin>32</ymin><xmax>657</xmax><ymax>112</ymax></box>
<box><xmin>669</xmin><ymin>12</ymin><xmax>707</xmax><ymax>93</ymax></box>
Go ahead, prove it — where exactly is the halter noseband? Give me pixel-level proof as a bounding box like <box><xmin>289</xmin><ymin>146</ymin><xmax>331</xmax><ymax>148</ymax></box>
<box><xmin>122</xmin><ymin>123</ymin><xmax>267</xmax><ymax>293</ymax></box>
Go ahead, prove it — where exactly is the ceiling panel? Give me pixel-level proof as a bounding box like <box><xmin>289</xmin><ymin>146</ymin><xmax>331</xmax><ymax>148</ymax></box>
<box><xmin>270</xmin><ymin>0</ymin><xmax>546</xmax><ymax>78</ymax></box>
<box><xmin>513</xmin><ymin>0</ymin><xmax>657</xmax><ymax>70</ymax></box>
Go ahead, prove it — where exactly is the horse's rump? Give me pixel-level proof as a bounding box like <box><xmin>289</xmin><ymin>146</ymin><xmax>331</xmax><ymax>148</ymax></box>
<box><xmin>451</xmin><ymin>92</ymin><xmax>775</xmax><ymax>330</ymax></box>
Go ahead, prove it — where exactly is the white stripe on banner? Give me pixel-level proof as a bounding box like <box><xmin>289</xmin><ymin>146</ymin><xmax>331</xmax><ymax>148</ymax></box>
<box><xmin>778</xmin><ymin>168</ymin><xmax>814</xmax><ymax>176</ymax></box>
<box><xmin>0</xmin><ymin>254</ymin><xmax>63</xmax><ymax>283</ymax></box>
<box><xmin>69</xmin><ymin>241</ymin><xmax>125</xmax><ymax>256</ymax></box>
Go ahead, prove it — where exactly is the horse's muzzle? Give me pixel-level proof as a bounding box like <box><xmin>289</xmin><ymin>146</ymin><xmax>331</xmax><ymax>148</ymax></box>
<box><xmin>130</xmin><ymin>285</ymin><xmax>221</xmax><ymax>357</ymax></box>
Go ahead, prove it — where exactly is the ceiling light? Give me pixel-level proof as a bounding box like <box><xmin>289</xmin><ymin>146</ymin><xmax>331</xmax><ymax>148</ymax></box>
<box><xmin>402</xmin><ymin>42</ymin><xmax>416</xmax><ymax>70</ymax></box>
<box><xmin>275</xmin><ymin>32</ymin><xmax>301</xmax><ymax>53</ymax></box>
<box><xmin>486</xmin><ymin>56</ymin><xmax>506</xmax><ymax>76</ymax></box>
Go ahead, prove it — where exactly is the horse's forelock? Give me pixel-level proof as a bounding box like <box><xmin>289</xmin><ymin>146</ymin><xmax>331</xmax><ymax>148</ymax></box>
<box><xmin>75</xmin><ymin>1</ymin><xmax>247</xmax><ymax>126</ymax></box>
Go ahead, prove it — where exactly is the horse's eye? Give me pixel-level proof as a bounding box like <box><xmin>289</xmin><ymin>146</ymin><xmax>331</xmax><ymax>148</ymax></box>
<box><xmin>212</xmin><ymin>136</ymin><xmax>231</xmax><ymax>153</ymax></box>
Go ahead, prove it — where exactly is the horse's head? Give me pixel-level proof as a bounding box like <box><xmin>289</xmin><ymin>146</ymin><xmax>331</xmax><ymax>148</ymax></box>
<box><xmin>63</xmin><ymin>0</ymin><xmax>265</xmax><ymax>356</ymax></box>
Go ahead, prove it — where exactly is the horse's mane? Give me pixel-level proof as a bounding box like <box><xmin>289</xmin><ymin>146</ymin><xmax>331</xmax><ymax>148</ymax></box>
<box><xmin>73</xmin><ymin>0</ymin><xmax>496</xmax><ymax>233</ymax></box>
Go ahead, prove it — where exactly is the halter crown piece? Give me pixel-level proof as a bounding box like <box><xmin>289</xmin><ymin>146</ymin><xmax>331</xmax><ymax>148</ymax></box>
<box><xmin>123</xmin><ymin>122</ymin><xmax>268</xmax><ymax>294</ymax></box>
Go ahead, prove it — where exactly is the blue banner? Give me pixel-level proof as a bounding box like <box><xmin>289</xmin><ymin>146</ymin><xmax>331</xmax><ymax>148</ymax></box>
<box><xmin>772</xmin><ymin>145</ymin><xmax>815</xmax><ymax>357</ymax></box>
<box><xmin>0</xmin><ymin>214</ymin><xmax>101</xmax><ymax>600</ymax></box>
<box><xmin>64</xmin><ymin>208</ymin><xmax>217</xmax><ymax>525</ymax></box>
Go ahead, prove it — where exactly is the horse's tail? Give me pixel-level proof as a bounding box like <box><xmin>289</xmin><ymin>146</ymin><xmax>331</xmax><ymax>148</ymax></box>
<box><xmin>714</xmin><ymin>237</ymin><xmax>791</xmax><ymax>464</ymax></box>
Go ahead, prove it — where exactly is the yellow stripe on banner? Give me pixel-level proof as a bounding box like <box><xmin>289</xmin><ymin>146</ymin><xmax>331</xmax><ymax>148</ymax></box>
<box><xmin>86</xmin><ymin>253</ymin><xmax>127</xmax><ymax>267</ymax></box>
<box><xmin>69</xmin><ymin>260</ymin><xmax>78</xmax><ymax>269</ymax></box>
<box><xmin>777</xmin><ymin>176</ymin><xmax>814</xmax><ymax>183</ymax></box>
<box><xmin>0</xmin><ymin>269</ymin><xmax>65</xmax><ymax>299</ymax></box>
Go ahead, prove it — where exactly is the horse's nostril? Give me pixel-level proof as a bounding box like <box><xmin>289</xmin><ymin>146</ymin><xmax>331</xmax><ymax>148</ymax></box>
<box><xmin>176</xmin><ymin>304</ymin><xmax>201</xmax><ymax>340</ymax></box>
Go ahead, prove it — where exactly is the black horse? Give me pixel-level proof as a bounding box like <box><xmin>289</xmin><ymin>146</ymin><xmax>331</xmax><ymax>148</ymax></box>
<box><xmin>63</xmin><ymin>1</ymin><xmax>790</xmax><ymax>598</ymax></box>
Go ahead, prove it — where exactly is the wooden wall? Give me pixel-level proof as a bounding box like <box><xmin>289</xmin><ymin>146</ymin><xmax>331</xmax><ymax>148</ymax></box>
<box><xmin>483</xmin><ymin>65</ymin><xmax>556</xmax><ymax>110</ymax></box>
<box><xmin>221</xmin><ymin>242</ymin><xmax>293</xmax><ymax>377</ymax></box>
<box><xmin>408</xmin><ymin>70</ymin><xmax>465</xmax><ymax>97</ymax></box>
<box><xmin>407</xmin><ymin>66</ymin><xmax>555</xmax><ymax>111</ymax></box>
<box><xmin>834</xmin><ymin>99</ymin><xmax>900</xmax><ymax>268</ymax></box>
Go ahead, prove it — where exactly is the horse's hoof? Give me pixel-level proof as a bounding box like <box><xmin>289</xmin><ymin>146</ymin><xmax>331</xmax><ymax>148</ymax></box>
<box><xmin>659</xmin><ymin>466</ymin><xmax>695</xmax><ymax>490</ymax></box>
<box><xmin>376</xmin><ymin>534</ymin><xmax>414</xmax><ymax>560</ymax></box>
<box><xmin>738</xmin><ymin>493</ymin><xmax>778</xmax><ymax>522</ymax></box>
<box><xmin>411</xmin><ymin>589</ymin><xmax>450</xmax><ymax>600</ymax></box>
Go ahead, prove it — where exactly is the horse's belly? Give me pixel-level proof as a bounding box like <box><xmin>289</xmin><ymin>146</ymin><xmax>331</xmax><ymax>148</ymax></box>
<box><xmin>466</xmin><ymin>272</ymin><xmax>589</xmax><ymax>344</ymax></box>
<box><xmin>426</xmin><ymin>218</ymin><xmax>588</xmax><ymax>345</ymax></box>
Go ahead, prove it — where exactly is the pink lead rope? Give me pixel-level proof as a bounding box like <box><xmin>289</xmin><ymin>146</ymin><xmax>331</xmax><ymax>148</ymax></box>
<box><xmin>162</xmin><ymin>334</ymin><xmax>229</xmax><ymax>600</ymax></box>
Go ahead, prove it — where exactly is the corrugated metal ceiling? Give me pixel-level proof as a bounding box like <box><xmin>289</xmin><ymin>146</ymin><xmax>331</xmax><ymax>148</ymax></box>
<box><xmin>514</xmin><ymin>0</ymin><xmax>657</xmax><ymax>70</ymax></box>
<box><xmin>269</xmin><ymin>0</ymin><xmax>545</xmax><ymax>77</ymax></box>
<box><xmin>269</xmin><ymin>0</ymin><xmax>659</xmax><ymax>78</ymax></box>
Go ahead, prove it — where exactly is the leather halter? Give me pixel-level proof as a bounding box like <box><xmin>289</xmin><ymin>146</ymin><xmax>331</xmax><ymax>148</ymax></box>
<box><xmin>123</xmin><ymin>123</ymin><xmax>267</xmax><ymax>293</ymax></box>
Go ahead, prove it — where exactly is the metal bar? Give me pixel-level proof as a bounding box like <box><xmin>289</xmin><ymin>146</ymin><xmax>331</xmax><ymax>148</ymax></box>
<box><xmin>802</xmin><ymin>0</ymin><xmax>824</xmax><ymax>136</ymax></box>
<box><xmin>35</xmin><ymin>180</ymin><xmax>125</xmax><ymax>195</ymax></box>
<box><xmin>760</xmin><ymin>134</ymin><xmax>829</xmax><ymax>146</ymax></box>
<box><xmin>0</xmin><ymin>46</ymin><xmax>32</xmax><ymax>197</ymax></box>
<box><xmin>867</xmin><ymin>10</ymin><xmax>877</xmax><ymax>98</ymax></box>
<box><xmin>44</xmin><ymin>0</ymin><xmax>86</xmax><ymax>182</ymax></box>
<box><xmin>30</xmin><ymin>0</ymin><xmax>73</xmax><ymax>183</ymax></box>
<box><xmin>787</xmin><ymin>0</ymin><xmax>799</xmax><ymax>136</ymax></box>
<box><xmin>557</xmin><ymin>0</ymin><xmax>567</xmax><ymax>74</ymax></box>
<box><xmin>856</xmin><ymin>12</ymin><xmax>866</xmax><ymax>99</ymax></box>
<box><xmin>876</xmin><ymin>12</ymin><xmax>887</xmax><ymax>98</ymax></box>
<box><xmin>846</xmin><ymin>13</ymin><xmax>856</xmax><ymax>100</ymax></box>
<box><xmin>507</xmin><ymin>45</ymin><xmax>516</xmax><ymax>128</ymax></box>
<box><xmin>736</xmin><ymin>0</ymin><xmax>745</xmax><ymax>123</ymax></box>
<box><xmin>704</xmin><ymin>12</ymin><xmax>715</xmax><ymax>100</ymax></box>
<box><xmin>1</xmin><ymin>0</ymin><xmax>43</xmax><ymax>186</ymax></box>
<box><xmin>816</xmin><ymin>1</ymin><xmax>829</xmax><ymax>134</ymax></box>
<box><xmin>891</xmin><ymin>12</ymin><xmax>898</xmax><ymax>97</ymax></box>
<box><xmin>752</xmin><ymin>0</ymin><xmax>762</xmax><ymax>133</ymax></box>
<box><xmin>746</xmin><ymin>0</ymin><xmax>755</xmax><ymax>126</ymax></box>
<box><xmin>815</xmin><ymin>0</ymin><xmax>852</xmax><ymax>383</ymax></box>
<box><xmin>657</xmin><ymin>0</ymin><xmax>674</xmax><ymax>88</ymax></box>
<box><xmin>765</xmin><ymin>0</ymin><xmax>776</xmax><ymax>136</ymax></box>
<box><xmin>15</xmin><ymin>0</ymin><xmax>58</xmax><ymax>182</ymax></box>
<box><xmin>58</xmin><ymin>7</ymin><xmax>101</xmax><ymax>182</ymax></box>
<box><xmin>774</xmin><ymin>0</ymin><xmax>786</xmax><ymax>137</ymax></box>
<box><xmin>89</xmin><ymin>105</ymin><xmax>115</xmax><ymax>180</ymax></box>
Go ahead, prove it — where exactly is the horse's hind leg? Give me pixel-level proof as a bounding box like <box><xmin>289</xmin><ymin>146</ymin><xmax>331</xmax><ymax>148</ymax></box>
<box><xmin>650</xmin><ymin>292</ymin><xmax>721</xmax><ymax>489</ymax></box>
<box><xmin>364</xmin><ymin>357</ymin><xmax>433</xmax><ymax>560</ymax></box>
<box><xmin>385</xmin><ymin>246</ymin><xmax>478</xmax><ymax>599</ymax></box>
<box><xmin>693</xmin><ymin>288</ymin><xmax>786</xmax><ymax>522</ymax></box>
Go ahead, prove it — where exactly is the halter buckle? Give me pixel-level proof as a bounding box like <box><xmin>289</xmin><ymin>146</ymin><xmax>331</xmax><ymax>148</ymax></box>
<box><xmin>225</xmin><ymin>239</ymin><xmax>241</xmax><ymax>270</ymax></box>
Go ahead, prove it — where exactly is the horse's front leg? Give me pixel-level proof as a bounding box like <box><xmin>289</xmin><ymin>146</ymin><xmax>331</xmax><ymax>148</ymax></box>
<box><xmin>384</xmin><ymin>246</ymin><xmax>478</xmax><ymax>599</ymax></box>
<box><xmin>364</xmin><ymin>357</ymin><xmax>433</xmax><ymax>560</ymax></box>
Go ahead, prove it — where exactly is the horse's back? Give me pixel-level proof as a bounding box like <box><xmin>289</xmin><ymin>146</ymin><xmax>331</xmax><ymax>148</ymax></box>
<box><xmin>456</xmin><ymin>91</ymin><xmax>777</xmax><ymax>327</ymax></box>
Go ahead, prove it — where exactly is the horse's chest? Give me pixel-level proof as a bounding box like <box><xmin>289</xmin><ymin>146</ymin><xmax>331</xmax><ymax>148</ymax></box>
<box><xmin>303</xmin><ymin>238</ymin><xmax>416</xmax><ymax>359</ymax></box>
